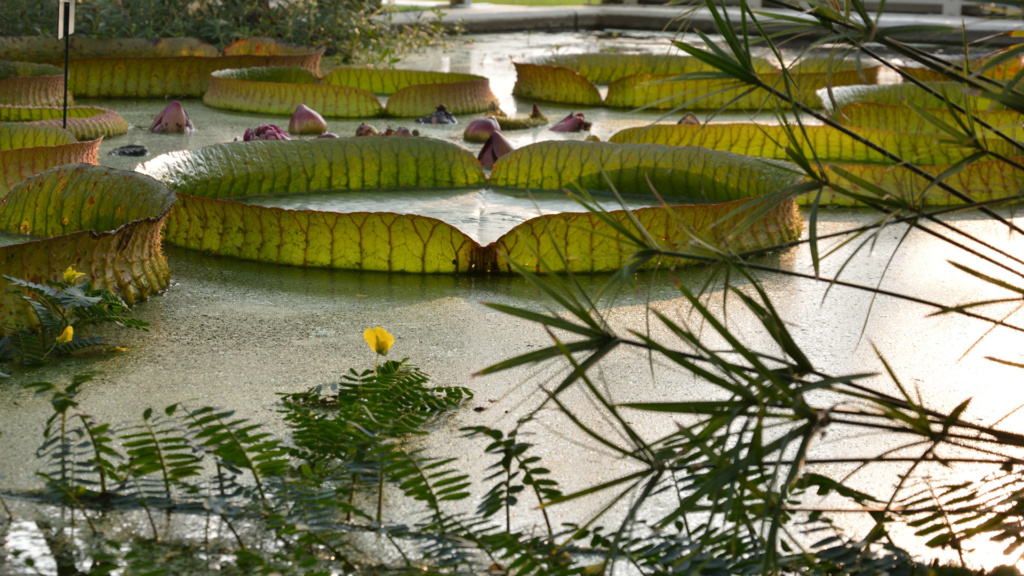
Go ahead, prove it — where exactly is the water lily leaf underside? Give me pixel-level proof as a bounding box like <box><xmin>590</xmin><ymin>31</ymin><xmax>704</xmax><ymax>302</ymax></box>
<box><xmin>204</xmin><ymin>66</ymin><xmax>499</xmax><ymax>117</ymax></box>
<box><xmin>0</xmin><ymin>36</ymin><xmax>323</xmax><ymax>97</ymax></box>
<box><xmin>609</xmin><ymin>123</ymin><xmax>1018</xmax><ymax>166</ymax></box>
<box><xmin>526</xmin><ymin>54</ymin><xmax>778</xmax><ymax>85</ymax></box>
<box><xmin>489</xmin><ymin>140</ymin><xmax>802</xmax><ymax>202</ymax></box>
<box><xmin>0</xmin><ymin>60</ymin><xmax>67</xmax><ymax>107</ymax></box>
<box><xmin>0</xmin><ymin>123</ymin><xmax>100</xmax><ymax>195</ymax></box>
<box><xmin>0</xmin><ymin>105</ymin><xmax>129</xmax><ymax>141</ymax></box>
<box><xmin>610</xmin><ymin>124</ymin><xmax>1023</xmax><ymax>205</ymax></box>
<box><xmin>822</xmin><ymin>82</ymin><xmax>1000</xmax><ymax>114</ymax></box>
<box><xmin>833</xmin><ymin>102</ymin><xmax>1023</xmax><ymax>134</ymax></box>
<box><xmin>513</xmin><ymin>57</ymin><xmax>879</xmax><ymax>109</ymax></box>
<box><xmin>144</xmin><ymin>138</ymin><xmax>803</xmax><ymax>274</ymax></box>
<box><xmin>0</xmin><ymin>36</ymin><xmax>221</xmax><ymax>60</ymax></box>
<box><xmin>0</xmin><ymin>164</ymin><xmax>175</xmax><ymax>326</ymax></box>
<box><xmin>204</xmin><ymin>67</ymin><xmax>382</xmax><ymax>118</ymax></box>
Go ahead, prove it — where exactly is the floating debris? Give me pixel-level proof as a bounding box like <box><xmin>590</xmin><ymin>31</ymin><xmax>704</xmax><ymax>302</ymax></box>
<box><xmin>416</xmin><ymin>104</ymin><xmax>457</xmax><ymax>125</ymax></box>
<box><xmin>678</xmin><ymin>112</ymin><xmax>700</xmax><ymax>125</ymax></box>
<box><xmin>496</xmin><ymin>103</ymin><xmax>548</xmax><ymax>130</ymax></box>
<box><xmin>109</xmin><ymin>145</ymin><xmax>148</xmax><ymax>157</ymax></box>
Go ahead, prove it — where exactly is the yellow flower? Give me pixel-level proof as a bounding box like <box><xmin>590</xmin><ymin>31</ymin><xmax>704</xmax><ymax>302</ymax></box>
<box><xmin>363</xmin><ymin>326</ymin><xmax>394</xmax><ymax>356</ymax></box>
<box><xmin>63</xmin><ymin>266</ymin><xmax>85</xmax><ymax>284</ymax></box>
<box><xmin>56</xmin><ymin>325</ymin><xmax>74</xmax><ymax>344</ymax></box>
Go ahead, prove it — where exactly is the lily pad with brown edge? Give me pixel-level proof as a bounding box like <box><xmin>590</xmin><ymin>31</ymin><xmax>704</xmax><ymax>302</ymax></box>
<box><xmin>203</xmin><ymin>67</ymin><xmax>382</xmax><ymax>118</ymax></box>
<box><xmin>0</xmin><ymin>123</ymin><xmax>101</xmax><ymax>196</ymax></box>
<box><xmin>140</xmin><ymin>136</ymin><xmax>802</xmax><ymax>274</ymax></box>
<box><xmin>0</xmin><ymin>60</ymin><xmax>67</xmax><ymax>107</ymax></box>
<box><xmin>608</xmin><ymin>123</ymin><xmax>1020</xmax><ymax>167</ymax></box>
<box><xmin>0</xmin><ymin>105</ymin><xmax>128</xmax><ymax>141</ymax></box>
<box><xmin>0</xmin><ymin>163</ymin><xmax>175</xmax><ymax>327</ymax></box>
<box><xmin>0</xmin><ymin>37</ymin><xmax>323</xmax><ymax>98</ymax></box>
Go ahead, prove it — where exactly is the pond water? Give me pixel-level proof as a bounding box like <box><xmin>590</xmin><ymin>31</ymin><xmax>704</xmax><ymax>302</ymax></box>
<box><xmin>2</xmin><ymin>29</ymin><xmax>1023</xmax><ymax>572</ymax></box>
<box><xmin>240</xmin><ymin>187</ymin><xmax>663</xmax><ymax>244</ymax></box>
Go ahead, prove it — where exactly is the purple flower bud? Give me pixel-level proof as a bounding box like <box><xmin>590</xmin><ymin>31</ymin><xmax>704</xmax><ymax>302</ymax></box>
<box><xmin>355</xmin><ymin>123</ymin><xmax>379</xmax><ymax>137</ymax></box>
<box><xmin>478</xmin><ymin>131</ymin><xmax>514</xmax><ymax>169</ymax></box>
<box><xmin>150</xmin><ymin>101</ymin><xmax>194</xmax><ymax>133</ymax></box>
<box><xmin>288</xmin><ymin>104</ymin><xmax>328</xmax><ymax>134</ymax></box>
<box><xmin>550</xmin><ymin>112</ymin><xmax>592</xmax><ymax>133</ymax></box>
<box><xmin>243</xmin><ymin>124</ymin><xmax>291</xmax><ymax>141</ymax></box>
<box><xmin>463</xmin><ymin>116</ymin><xmax>500</xmax><ymax>143</ymax></box>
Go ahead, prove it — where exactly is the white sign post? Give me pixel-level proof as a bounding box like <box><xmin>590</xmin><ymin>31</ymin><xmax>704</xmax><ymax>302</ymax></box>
<box><xmin>57</xmin><ymin>0</ymin><xmax>74</xmax><ymax>129</ymax></box>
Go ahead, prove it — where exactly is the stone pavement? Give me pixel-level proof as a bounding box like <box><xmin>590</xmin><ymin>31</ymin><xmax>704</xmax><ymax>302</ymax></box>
<box><xmin>381</xmin><ymin>2</ymin><xmax>1024</xmax><ymax>45</ymax></box>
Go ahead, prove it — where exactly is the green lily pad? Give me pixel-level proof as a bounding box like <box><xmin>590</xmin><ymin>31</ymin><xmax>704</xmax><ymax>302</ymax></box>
<box><xmin>609</xmin><ymin>123</ymin><xmax>1016</xmax><ymax>166</ymax></box>
<box><xmin>488</xmin><ymin>140</ymin><xmax>802</xmax><ymax>202</ymax></box>
<box><xmin>821</xmin><ymin>82</ymin><xmax>1000</xmax><ymax>114</ymax></box>
<box><xmin>0</xmin><ymin>164</ymin><xmax>175</xmax><ymax>326</ymax></box>
<box><xmin>0</xmin><ymin>60</ymin><xmax>67</xmax><ymax>107</ymax></box>
<box><xmin>527</xmin><ymin>53</ymin><xmax>776</xmax><ymax>85</ymax></box>
<box><xmin>819</xmin><ymin>158</ymin><xmax>1024</xmax><ymax>207</ymax></box>
<box><xmin>512</xmin><ymin>63</ymin><xmax>604</xmax><ymax>106</ymax></box>
<box><xmin>0</xmin><ymin>123</ymin><xmax>101</xmax><ymax>196</ymax></box>
<box><xmin>513</xmin><ymin>53</ymin><xmax>878</xmax><ymax>109</ymax></box>
<box><xmin>0</xmin><ymin>105</ymin><xmax>128</xmax><ymax>141</ymax></box>
<box><xmin>205</xmin><ymin>66</ymin><xmax>500</xmax><ymax>118</ymax></box>
<box><xmin>831</xmin><ymin>101</ymin><xmax>1023</xmax><ymax>132</ymax></box>
<box><xmin>141</xmin><ymin>137</ymin><xmax>802</xmax><ymax>274</ymax></box>
<box><xmin>0</xmin><ymin>36</ymin><xmax>323</xmax><ymax>98</ymax></box>
<box><xmin>203</xmin><ymin>67</ymin><xmax>382</xmax><ymax>118</ymax></box>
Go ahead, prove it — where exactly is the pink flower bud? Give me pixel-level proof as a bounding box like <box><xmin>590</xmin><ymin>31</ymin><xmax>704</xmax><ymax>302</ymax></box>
<box><xmin>478</xmin><ymin>131</ymin><xmax>514</xmax><ymax>169</ymax></box>
<box><xmin>150</xmin><ymin>101</ymin><xmax>194</xmax><ymax>133</ymax></box>
<box><xmin>550</xmin><ymin>112</ymin><xmax>592</xmax><ymax>133</ymax></box>
<box><xmin>463</xmin><ymin>116</ymin><xmax>500</xmax><ymax>143</ymax></box>
<box><xmin>288</xmin><ymin>104</ymin><xmax>328</xmax><ymax>135</ymax></box>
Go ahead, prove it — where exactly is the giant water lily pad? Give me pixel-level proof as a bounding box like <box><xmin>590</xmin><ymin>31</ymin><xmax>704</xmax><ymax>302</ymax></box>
<box><xmin>818</xmin><ymin>158</ymin><xmax>1024</xmax><ymax>207</ymax></box>
<box><xmin>821</xmin><ymin>82</ymin><xmax>1000</xmax><ymax>113</ymax></box>
<box><xmin>0</xmin><ymin>105</ymin><xmax>128</xmax><ymax>141</ymax></box>
<box><xmin>830</xmin><ymin>101</ymin><xmax>1023</xmax><ymax>133</ymax></box>
<box><xmin>609</xmin><ymin>123</ymin><xmax>1019</xmax><ymax>166</ymax></box>
<box><xmin>0</xmin><ymin>36</ymin><xmax>323</xmax><ymax>98</ymax></box>
<box><xmin>0</xmin><ymin>164</ymin><xmax>175</xmax><ymax>326</ymax></box>
<box><xmin>897</xmin><ymin>49</ymin><xmax>1024</xmax><ymax>82</ymax></box>
<box><xmin>204</xmin><ymin>67</ymin><xmax>382</xmax><ymax>117</ymax></box>
<box><xmin>514</xmin><ymin>53</ymin><xmax>879</xmax><ymax>110</ymax></box>
<box><xmin>0</xmin><ymin>60</ymin><xmax>67</xmax><ymax>107</ymax></box>
<box><xmin>0</xmin><ymin>123</ymin><xmax>100</xmax><ymax>195</ymax></box>
<box><xmin>204</xmin><ymin>66</ymin><xmax>499</xmax><ymax>118</ymax></box>
<box><xmin>140</xmin><ymin>137</ymin><xmax>802</xmax><ymax>274</ymax></box>
<box><xmin>610</xmin><ymin>123</ymin><xmax>1024</xmax><ymax>205</ymax></box>
<box><xmin>489</xmin><ymin>140</ymin><xmax>801</xmax><ymax>202</ymax></box>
